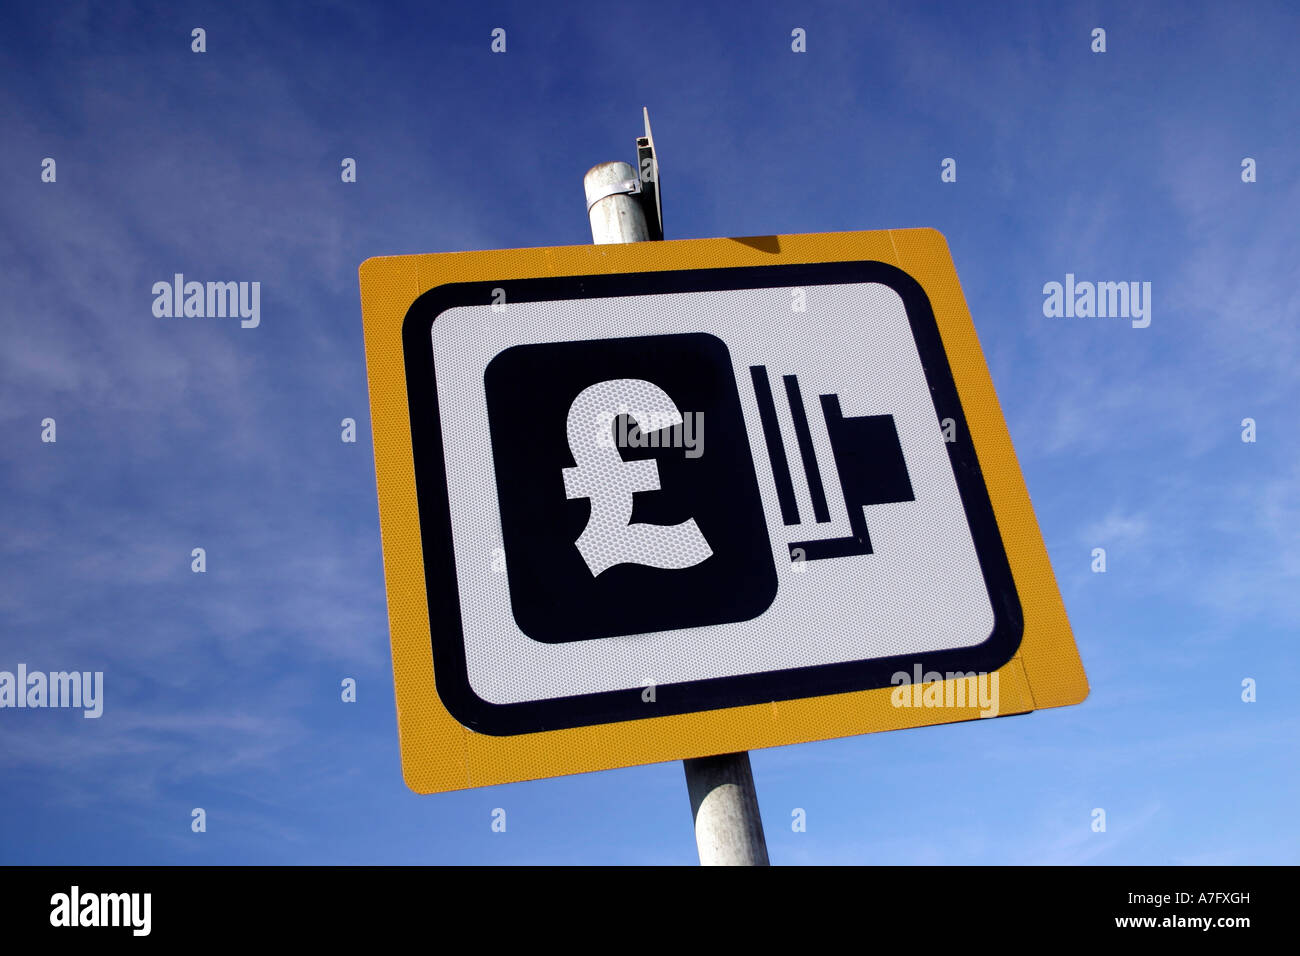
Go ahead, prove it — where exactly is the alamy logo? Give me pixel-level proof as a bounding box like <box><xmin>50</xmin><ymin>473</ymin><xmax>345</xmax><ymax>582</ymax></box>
<box><xmin>890</xmin><ymin>664</ymin><xmax>1000</xmax><ymax>717</ymax></box>
<box><xmin>591</xmin><ymin>403</ymin><xmax>704</xmax><ymax>457</ymax></box>
<box><xmin>50</xmin><ymin>886</ymin><xmax>151</xmax><ymax>936</ymax></box>
<box><xmin>152</xmin><ymin>273</ymin><xmax>260</xmax><ymax>328</ymax></box>
<box><xmin>0</xmin><ymin>664</ymin><xmax>102</xmax><ymax>718</ymax></box>
<box><xmin>1042</xmin><ymin>273</ymin><xmax>1151</xmax><ymax>328</ymax></box>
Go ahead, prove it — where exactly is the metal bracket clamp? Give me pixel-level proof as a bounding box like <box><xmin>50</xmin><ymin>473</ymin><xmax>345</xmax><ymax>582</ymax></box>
<box><xmin>637</xmin><ymin>107</ymin><xmax>664</xmax><ymax>241</ymax></box>
<box><xmin>585</xmin><ymin>177</ymin><xmax>642</xmax><ymax>212</ymax></box>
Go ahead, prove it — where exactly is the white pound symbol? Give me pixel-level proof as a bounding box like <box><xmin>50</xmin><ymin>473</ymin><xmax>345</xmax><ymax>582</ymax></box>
<box><xmin>562</xmin><ymin>378</ymin><xmax>713</xmax><ymax>577</ymax></box>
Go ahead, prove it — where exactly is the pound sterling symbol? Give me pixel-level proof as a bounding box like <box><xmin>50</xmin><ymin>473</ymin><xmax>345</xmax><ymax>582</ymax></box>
<box><xmin>562</xmin><ymin>378</ymin><xmax>713</xmax><ymax>577</ymax></box>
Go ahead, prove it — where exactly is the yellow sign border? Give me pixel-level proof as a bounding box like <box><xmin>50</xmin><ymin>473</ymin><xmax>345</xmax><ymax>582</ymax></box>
<box><xmin>360</xmin><ymin>228</ymin><xmax>1088</xmax><ymax>794</ymax></box>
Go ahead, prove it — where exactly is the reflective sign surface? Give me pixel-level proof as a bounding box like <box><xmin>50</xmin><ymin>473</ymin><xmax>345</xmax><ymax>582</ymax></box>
<box><xmin>360</xmin><ymin>229</ymin><xmax>1087</xmax><ymax>793</ymax></box>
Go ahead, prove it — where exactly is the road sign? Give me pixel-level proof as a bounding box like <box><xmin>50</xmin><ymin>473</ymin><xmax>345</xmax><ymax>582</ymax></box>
<box><xmin>359</xmin><ymin>229</ymin><xmax>1087</xmax><ymax>794</ymax></box>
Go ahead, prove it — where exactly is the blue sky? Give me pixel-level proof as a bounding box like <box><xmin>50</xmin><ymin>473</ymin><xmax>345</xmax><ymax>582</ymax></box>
<box><xmin>1</xmin><ymin>0</ymin><xmax>1296</xmax><ymax>864</ymax></box>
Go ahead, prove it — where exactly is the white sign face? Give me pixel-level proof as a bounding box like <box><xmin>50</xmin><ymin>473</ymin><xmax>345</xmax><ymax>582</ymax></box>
<box><xmin>401</xmin><ymin>261</ymin><xmax>1021</xmax><ymax>735</ymax></box>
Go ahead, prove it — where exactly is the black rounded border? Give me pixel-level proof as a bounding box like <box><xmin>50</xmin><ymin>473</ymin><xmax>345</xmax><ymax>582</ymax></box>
<box><xmin>400</xmin><ymin>260</ymin><xmax>1024</xmax><ymax>735</ymax></box>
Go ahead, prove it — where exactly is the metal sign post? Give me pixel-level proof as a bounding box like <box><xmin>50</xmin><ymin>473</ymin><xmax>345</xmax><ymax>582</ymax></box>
<box><xmin>583</xmin><ymin>111</ymin><xmax>770</xmax><ymax>866</ymax></box>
